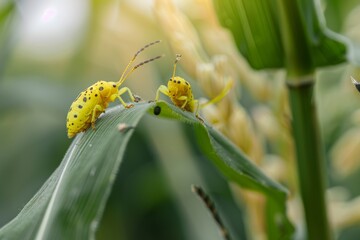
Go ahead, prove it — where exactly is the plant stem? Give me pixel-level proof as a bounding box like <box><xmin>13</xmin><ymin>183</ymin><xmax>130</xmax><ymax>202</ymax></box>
<box><xmin>276</xmin><ymin>0</ymin><xmax>332</xmax><ymax>239</ymax></box>
<box><xmin>288</xmin><ymin>80</ymin><xmax>331</xmax><ymax>240</ymax></box>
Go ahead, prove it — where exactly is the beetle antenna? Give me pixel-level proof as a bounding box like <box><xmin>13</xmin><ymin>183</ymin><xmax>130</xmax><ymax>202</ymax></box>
<box><xmin>172</xmin><ymin>54</ymin><xmax>182</xmax><ymax>79</ymax></box>
<box><xmin>117</xmin><ymin>40</ymin><xmax>161</xmax><ymax>87</ymax></box>
<box><xmin>118</xmin><ymin>55</ymin><xmax>164</xmax><ymax>86</ymax></box>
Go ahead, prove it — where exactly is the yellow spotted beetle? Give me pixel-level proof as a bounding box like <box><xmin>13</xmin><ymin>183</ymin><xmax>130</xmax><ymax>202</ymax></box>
<box><xmin>66</xmin><ymin>40</ymin><xmax>162</xmax><ymax>138</ymax></box>
<box><xmin>155</xmin><ymin>54</ymin><xmax>233</xmax><ymax>115</ymax></box>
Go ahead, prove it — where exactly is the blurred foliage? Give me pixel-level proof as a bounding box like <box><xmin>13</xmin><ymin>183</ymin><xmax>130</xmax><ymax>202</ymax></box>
<box><xmin>213</xmin><ymin>0</ymin><xmax>347</xmax><ymax>69</ymax></box>
<box><xmin>1</xmin><ymin>0</ymin><xmax>360</xmax><ymax>239</ymax></box>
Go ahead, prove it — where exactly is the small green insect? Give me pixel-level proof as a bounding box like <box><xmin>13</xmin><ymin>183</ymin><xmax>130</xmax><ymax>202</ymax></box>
<box><xmin>155</xmin><ymin>54</ymin><xmax>233</xmax><ymax>115</ymax></box>
<box><xmin>66</xmin><ymin>40</ymin><xmax>162</xmax><ymax>138</ymax></box>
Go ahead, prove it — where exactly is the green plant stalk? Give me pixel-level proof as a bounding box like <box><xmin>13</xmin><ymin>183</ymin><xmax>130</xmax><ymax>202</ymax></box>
<box><xmin>288</xmin><ymin>81</ymin><xmax>331</xmax><ymax>240</ymax></box>
<box><xmin>276</xmin><ymin>0</ymin><xmax>332</xmax><ymax>239</ymax></box>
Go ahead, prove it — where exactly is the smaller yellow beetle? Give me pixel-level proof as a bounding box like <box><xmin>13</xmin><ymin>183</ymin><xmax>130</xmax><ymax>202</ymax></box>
<box><xmin>66</xmin><ymin>40</ymin><xmax>162</xmax><ymax>138</ymax></box>
<box><xmin>155</xmin><ymin>54</ymin><xmax>233</xmax><ymax>115</ymax></box>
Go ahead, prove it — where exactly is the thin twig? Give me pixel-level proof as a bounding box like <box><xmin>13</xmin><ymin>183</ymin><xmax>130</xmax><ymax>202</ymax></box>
<box><xmin>191</xmin><ymin>185</ymin><xmax>231</xmax><ymax>240</ymax></box>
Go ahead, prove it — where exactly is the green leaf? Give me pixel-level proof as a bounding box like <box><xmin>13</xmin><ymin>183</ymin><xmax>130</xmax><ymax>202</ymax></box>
<box><xmin>0</xmin><ymin>103</ymin><xmax>151</xmax><ymax>240</ymax></box>
<box><xmin>190</xmin><ymin>145</ymin><xmax>249</xmax><ymax>240</ymax></box>
<box><xmin>152</xmin><ymin>101</ymin><xmax>294</xmax><ymax>239</ymax></box>
<box><xmin>0</xmin><ymin>1</ymin><xmax>16</xmax><ymax>77</ymax></box>
<box><xmin>213</xmin><ymin>0</ymin><xmax>284</xmax><ymax>69</ymax></box>
<box><xmin>213</xmin><ymin>0</ymin><xmax>347</xmax><ymax>69</ymax></box>
<box><xmin>306</xmin><ymin>0</ymin><xmax>347</xmax><ymax>67</ymax></box>
<box><xmin>0</xmin><ymin>101</ymin><xmax>293</xmax><ymax>239</ymax></box>
<box><xmin>0</xmin><ymin>1</ymin><xmax>14</xmax><ymax>23</ymax></box>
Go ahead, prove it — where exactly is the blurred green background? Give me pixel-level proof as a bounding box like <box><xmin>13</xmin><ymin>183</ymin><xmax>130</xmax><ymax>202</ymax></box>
<box><xmin>1</xmin><ymin>0</ymin><xmax>360</xmax><ymax>239</ymax></box>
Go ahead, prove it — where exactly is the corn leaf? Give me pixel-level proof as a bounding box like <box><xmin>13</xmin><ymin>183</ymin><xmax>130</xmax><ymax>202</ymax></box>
<box><xmin>0</xmin><ymin>101</ymin><xmax>293</xmax><ymax>239</ymax></box>
<box><xmin>152</xmin><ymin>101</ymin><xmax>294</xmax><ymax>239</ymax></box>
<box><xmin>0</xmin><ymin>103</ymin><xmax>151</xmax><ymax>240</ymax></box>
<box><xmin>213</xmin><ymin>0</ymin><xmax>348</xmax><ymax>69</ymax></box>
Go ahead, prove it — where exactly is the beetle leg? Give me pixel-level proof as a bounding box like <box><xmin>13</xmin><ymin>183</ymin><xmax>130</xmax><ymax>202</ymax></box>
<box><xmin>118</xmin><ymin>87</ymin><xmax>135</xmax><ymax>108</ymax></box>
<box><xmin>91</xmin><ymin>104</ymin><xmax>105</xmax><ymax>129</ymax></box>
<box><xmin>192</xmin><ymin>99</ymin><xmax>200</xmax><ymax>116</ymax></box>
<box><xmin>155</xmin><ymin>85</ymin><xmax>170</xmax><ymax>101</ymax></box>
<box><xmin>177</xmin><ymin>95</ymin><xmax>188</xmax><ymax>109</ymax></box>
